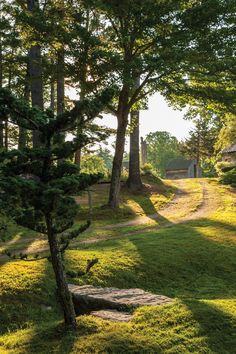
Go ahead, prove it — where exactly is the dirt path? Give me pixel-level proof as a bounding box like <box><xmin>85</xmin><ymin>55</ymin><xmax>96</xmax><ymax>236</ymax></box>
<box><xmin>0</xmin><ymin>179</ymin><xmax>221</xmax><ymax>260</ymax></box>
<box><xmin>92</xmin><ymin>179</ymin><xmax>219</xmax><ymax>230</ymax></box>
<box><xmin>79</xmin><ymin>179</ymin><xmax>221</xmax><ymax>245</ymax></box>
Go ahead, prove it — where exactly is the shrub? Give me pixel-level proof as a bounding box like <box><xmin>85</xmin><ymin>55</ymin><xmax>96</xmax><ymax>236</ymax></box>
<box><xmin>141</xmin><ymin>163</ymin><xmax>155</xmax><ymax>175</ymax></box>
<box><xmin>219</xmin><ymin>168</ymin><xmax>236</xmax><ymax>186</ymax></box>
<box><xmin>215</xmin><ymin>161</ymin><xmax>236</xmax><ymax>175</ymax></box>
<box><xmin>81</xmin><ymin>154</ymin><xmax>108</xmax><ymax>177</ymax></box>
<box><xmin>201</xmin><ymin>158</ymin><xmax>217</xmax><ymax>177</ymax></box>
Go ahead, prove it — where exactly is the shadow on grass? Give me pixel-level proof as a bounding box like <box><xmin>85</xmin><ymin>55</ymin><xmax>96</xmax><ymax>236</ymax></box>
<box><xmin>1</xmin><ymin>213</ymin><xmax>235</xmax><ymax>352</ymax></box>
<box><xmin>80</xmin><ymin>218</ymin><xmax>236</xmax><ymax>300</ymax></box>
<box><xmin>77</xmin><ymin>177</ymin><xmax>180</xmax><ymax>226</ymax></box>
<box><xmin>184</xmin><ymin>299</ymin><xmax>236</xmax><ymax>354</ymax></box>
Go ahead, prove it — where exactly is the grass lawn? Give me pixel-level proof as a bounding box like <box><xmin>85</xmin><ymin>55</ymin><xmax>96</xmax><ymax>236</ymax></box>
<box><xmin>0</xmin><ymin>180</ymin><xmax>236</xmax><ymax>353</ymax></box>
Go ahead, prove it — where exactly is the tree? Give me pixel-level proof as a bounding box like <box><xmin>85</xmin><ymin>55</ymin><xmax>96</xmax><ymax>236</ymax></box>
<box><xmin>84</xmin><ymin>0</ymin><xmax>231</xmax><ymax>208</ymax></box>
<box><xmin>97</xmin><ymin>146</ymin><xmax>114</xmax><ymax>172</ymax></box>
<box><xmin>26</xmin><ymin>0</ymin><xmax>44</xmax><ymax>147</ymax></box>
<box><xmin>80</xmin><ymin>154</ymin><xmax>108</xmax><ymax>175</ymax></box>
<box><xmin>127</xmin><ymin>77</ymin><xmax>143</xmax><ymax>191</ymax></box>
<box><xmin>127</xmin><ymin>109</ymin><xmax>143</xmax><ymax>190</ymax></box>
<box><xmin>215</xmin><ymin>113</ymin><xmax>236</xmax><ymax>152</ymax></box>
<box><xmin>182</xmin><ymin>107</ymin><xmax>221</xmax><ymax>158</ymax></box>
<box><xmin>0</xmin><ymin>0</ymin><xmax>27</xmax><ymax>150</ymax></box>
<box><xmin>146</xmin><ymin>131</ymin><xmax>182</xmax><ymax>177</ymax></box>
<box><xmin>0</xmin><ymin>87</ymin><xmax>113</xmax><ymax>331</ymax></box>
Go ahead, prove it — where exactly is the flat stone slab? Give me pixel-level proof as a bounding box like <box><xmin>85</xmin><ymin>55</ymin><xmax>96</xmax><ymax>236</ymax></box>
<box><xmin>69</xmin><ymin>284</ymin><xmax>172</xmax><ymax>315</ymax></box>
<box><xmin>90</xmin><ymin>309</ymin><xmax>133</xmax><ymax>322</ymax></box>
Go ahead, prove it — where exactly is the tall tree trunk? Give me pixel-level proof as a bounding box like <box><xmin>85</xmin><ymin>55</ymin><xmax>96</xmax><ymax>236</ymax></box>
<box><xmin>74</xmin><ymin>146</ymin><xmax>82</xmax><ymax>165</ymax></box>
<box><xmin>50</xmin><ymin>79</ymin><xmax>55</xmax><ymax>112</ymax></box>
<box><xmin>108</xmin><ymin>110</ymin><xmax>129</xmax><ymax>208</ymax></box>
<box><xmin>127</xmin><ymin>109</ymin><xmax>143</xmax><ymax>191</ymax></box>
<box><xmin>27</xmin><ymin>0</ymin><xmax>44</xmax><ymax>148</ymax></box>
<box><xmin>46</xmin><ymin>215</ymin><xmax>77</xmax><ymax>331</ymax></box>
<box><xmin>75</xmin><ymin>9</ymin><xmax>90</xmax><ymax>167</ymax></box>
<box><xmin>0</xmin><ymin>38</ymin><xmax>3</xmax><ymax>149</ymax></box>
<box><xmin>4</xmin><ymin>119</ymin><xmax>8</xmax><ymax>150</ymax></box>
<box><xmin>196</xmin><ymin>133</ymin><xmax>200</xmax><ymax>178</ymax></box>
<box><xmin>140</xmin><ymin>137</ymin><xmax>148</xmax><ymax>166</ymax></box>
<box><xmin>56</xmin><ymin>49</ymin><xmax>64</xmax><ymax>116</ymax></box>
<box><xmin>55</xmin><ymin>49</ymin><xmax>65</xmax><ymax>164</ymax></box>
<box><xmin>19</xmin><ymin>66</ymin><xmax>30</xmax><ymax>149</ymax></box>
<box><xmin>127</xmin><ymin>76</ymin><xmax>143</xmax><ymax>191</ymax></box>
<box><xmin>4</xmin><ymin>66</ymin><xmax>12</xmax><ymax>151</ymax></box>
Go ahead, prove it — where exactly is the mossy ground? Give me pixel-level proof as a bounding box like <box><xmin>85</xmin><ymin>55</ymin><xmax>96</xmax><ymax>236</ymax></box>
<box><xmin>0</xmin><ymin>179</ymin><xmax>236</xmax><ymax>353</ymax></box>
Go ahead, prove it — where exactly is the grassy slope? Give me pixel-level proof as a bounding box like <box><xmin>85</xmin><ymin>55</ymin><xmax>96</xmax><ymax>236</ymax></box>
<box><xmin>0</xmin><ymin>180</ymin><xmax>236</xmax><ymax>353</ymax></box>
<box><xmin>0</xmin><ymin>175</ymin><xmax>174</xmax><ymax>253</ymax></box>
<box><xmin>75</xmin><ymin>174</ymin><xmax>175</xmax><ymax>226</ymax></box>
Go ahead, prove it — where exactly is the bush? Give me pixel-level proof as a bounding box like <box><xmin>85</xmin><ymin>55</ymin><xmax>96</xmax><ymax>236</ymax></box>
<box><xmin>219</xmin><ymin>168</ymin><xmax>236</xmax><ymax>186</ymax></box>
<box><xmin>215</xmin><ymin>161</ymin><xmax>236</xmax><ymax>175</ymax></box>
<box><xmin>80</xmin><ymin>154</ymin><xmax>108</xmax><ymax>177</ymax></box>
<box><xmin>201</xmin><ymin>158</ymin><xmax>217</xmax><ymax>177</ymax></box>
<box><xmin>141</xmin><ymin>163</ymin><xmax>155</xmax><ymax>175</ymax></box>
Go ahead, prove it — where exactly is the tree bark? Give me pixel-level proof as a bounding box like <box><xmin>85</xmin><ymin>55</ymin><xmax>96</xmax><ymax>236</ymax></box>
<box><xmin>74</xmin><ymin>147</ymin><xmax>82</xmax><ymax>166</ymax></box>
<box><xmin>46</xmin><ymin>215</ymin><xmax>77</xmax><ymax>331</ymax></box>
<box><xmin>50</xmin><ymin>79</ymin><xmax>55</xmax><ymax>113</ymax></box>
<box><xmin>0</xmin><ymin>38</ymin><xmax>3</xmax><ymax>148</ymax></box>
<box><xmin>127</xmin><ymin>110</ymin><xmax>143</xmax><ymax>191</ymax></box>
<box><xmin>56</xmin><ymin>50</ymin><xmax>65</xmax><ymax>116</ymax></box>
<box><xmin>141</xmin><ymin>137</ymin><xmax>148</xmax><ymax>166</ymax></box>
<box><xmin>55</xmin><ymin>49</ymin><xmax>65</xmax><ymax>164</ymax></box>
<box><xmin>19</xmin><ymin>66</ymin><xmax>30</xmax><ymax>149</ymax></box>
<box><xmin>75</xmin><ymin>9</ymin><xmax>90</xmax><ymax>167</ymax></box>
<box><xmin>108</xmin><ymin>110</ymin><xmax>129</xmax><ymax>208</ymax></box>
<box><xmin>4</xmin><ymin>119</ymin><xmax>8</xmax><ymax>150</ymax></box>
<box><xmin>27</xmin><ymin>0</ymin><xmax>44</xmax><ymax>148</ymax></box>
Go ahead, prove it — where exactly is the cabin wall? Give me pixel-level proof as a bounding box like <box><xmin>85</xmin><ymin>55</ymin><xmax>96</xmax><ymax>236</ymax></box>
<box><xmin>188</xmin><ymin>163</ymin><xmax>202</xmax><ymax>178</ymax></box>
<box><xmin>166</xmin><ymin>169</ymin><xmax>189</xmax><ymax>179</ymax></box>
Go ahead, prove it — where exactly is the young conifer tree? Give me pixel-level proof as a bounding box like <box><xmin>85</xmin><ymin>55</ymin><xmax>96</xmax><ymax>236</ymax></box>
<box><xmin>0</xmin><ymin>87</ymin><xmax>112</xmax><ymax>331</ymax></box>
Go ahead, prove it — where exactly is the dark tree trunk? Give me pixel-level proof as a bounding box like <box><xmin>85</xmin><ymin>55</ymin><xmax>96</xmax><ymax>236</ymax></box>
<box><xmin>74</xmin><ymin>82</ymin><xmax>85</xmax><ymax>167</ymax></box>
<box><xmin>75</xmin><ymin>9</ymin><xmax>90</xmax><ymax>167</ymax></box>
<box><xmin>140</xmin><ymin>137</ymin><xmax>148</xmax><ymax>166</ymax></box>
<box><xmin>19</xmin><ymin>67</ymin><xmax>30</xmax><ymax>149</ymax></box>
<box><xmin>56</xmin><ymin>50</ymin><xmax>64</xmax><ymax>115</ymax></box>
<box><xmin>27</xmin><ymin>0</ymin><xmax>44</xmax><ymax>148</ymax></box>
<box><xmin>50</xmin><ymin>79</ymin><xmax>55</xmax><ymax>112</ymax></box>
<box><xmin>46</xmin><ymin>216</ymin><xmax>77</xmax><ymax>331</ymax></box>
<box><xmin>74</xmin><ymin>147</ymin><xmax>81</xmax><ymax>166</ymax></box>
<box><xmin>196</xmin><ymin>132</ymin><xmax>200</xmax><ymax>178</ymax></box>
<box><xmin>127</xmin><ymin>110</ymin><xmax>143</xmax><ymax>191</ymax></box>
<box><xmin>4</xmin><ymin>65</ymin><xmax>12</xmax><ymax>151</ymax></box>
<box><xmin>0</xmin><ymin>38</ymin><xmax>3</xmax><ymax>148</ymax></box>
<box><xmin>55</xmin><ymin>50</ymin><xmax>65</xmax><ymax>163</ymax></box>
<box><xmin>108</xmin><ymin>110</ymin><xmax>129</xmax><ymax>208</ymax></box>
<box><xmin>4</xmin><ymin>119</ymin><xmax>8</xmax><ymax>150</ymax></box>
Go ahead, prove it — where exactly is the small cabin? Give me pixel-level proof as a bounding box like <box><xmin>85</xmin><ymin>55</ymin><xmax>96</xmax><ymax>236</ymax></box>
<box><xmin>221</xmin><ymin>144</ymin><xmax>236</xmax><ymax>164</ymax></box>
<box><xmin>166</xmin><ymin>158</ymin><xmax>202</xmax><ymax>179</ymax></box>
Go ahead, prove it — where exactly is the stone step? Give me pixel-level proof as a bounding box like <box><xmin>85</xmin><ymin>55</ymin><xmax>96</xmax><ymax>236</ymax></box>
<box><xmin>69</xmin><ymin>284</ymin><xmax>173</xmax><ymax>315</ymax></box>
<box><xmin>90</xmin><ymin>309</ymin><xmax>133</xmax><ymax>322</ymax></box>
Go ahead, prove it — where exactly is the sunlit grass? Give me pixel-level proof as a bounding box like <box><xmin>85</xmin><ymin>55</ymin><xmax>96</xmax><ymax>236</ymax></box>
<box><xmin>0</xmin><ymin>180</ymin><xmax>235</xmax><ymax>353</ymax></box>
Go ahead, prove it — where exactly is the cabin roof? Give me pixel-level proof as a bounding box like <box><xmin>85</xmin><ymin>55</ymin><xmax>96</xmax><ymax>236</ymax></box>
<box><xmin>166</xmin><ymin>158</ymin><xmax>195</xmax><ymax>171</ymax></box>
<box><xmin>222</xmin><ymin>143</ymin><xmax>236</xmax><ymax>154</ymax></box>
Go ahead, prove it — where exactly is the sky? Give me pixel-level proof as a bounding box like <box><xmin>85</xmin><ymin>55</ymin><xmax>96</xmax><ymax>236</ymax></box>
<box><xmin>67</xmin><ymin>88</ymin><xmax>194</xmax><ymax>148</ymax></box>
<box><xmin>100</xmin><ymin>92</ymin><xmax>194</xmax><ymax>141</ymax></box>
